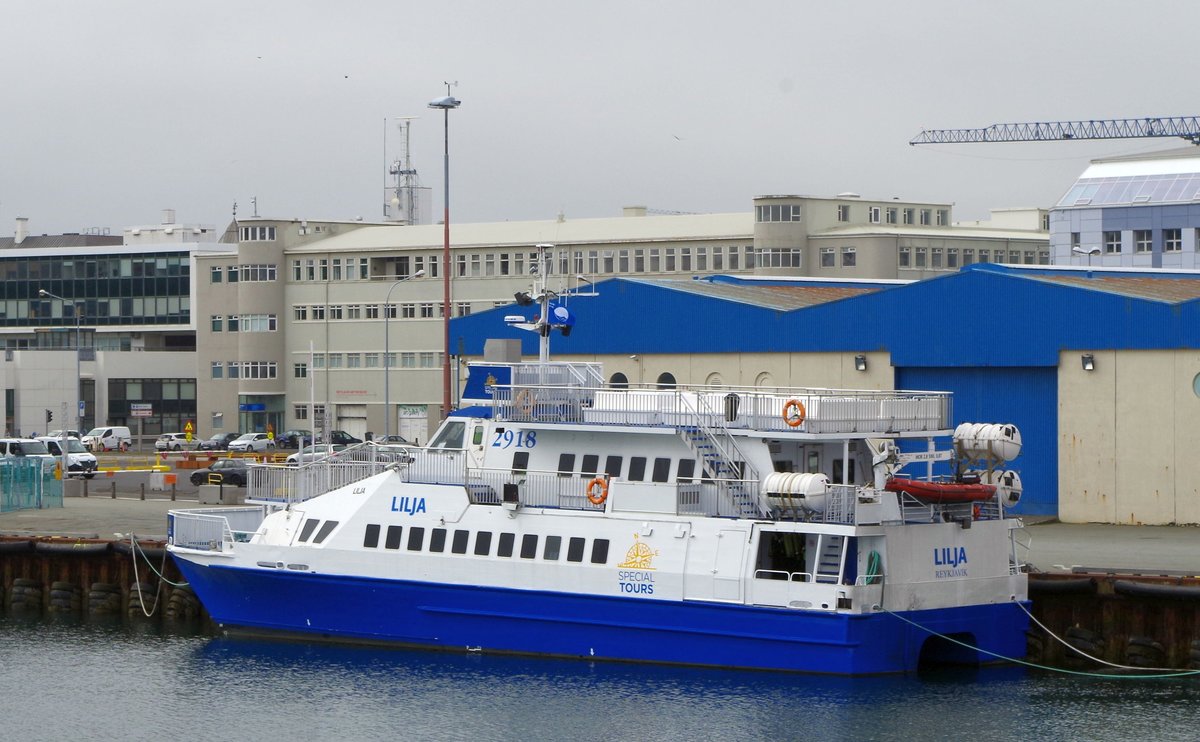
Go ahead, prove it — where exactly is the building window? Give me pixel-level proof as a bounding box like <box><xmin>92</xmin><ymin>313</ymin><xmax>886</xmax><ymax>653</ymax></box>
<box><xmin>936</xmin><ymin>209</ymin><xmax>948</xmax><ymax>226</ymax></box>
<box><xmin>401</xmin><ymin>352</ymin><xmax>415</xmax><ymax>368</ymax></box>
<box><xmin>820</xmin><ymin>248</ymin><xmax>835</xmax><ymax>267</ymax></box>
<box><xmin>947</xmin><ymin>249</ymin><xmax>959</xmax><ymax>268</ymax></box>
<box><xmin>755</xmin><ymin>204</ymin><xmax>802</xmax><ymax>222</ymax></box>
<box><xmin>1164</xmin><ymin>228</ymin><xmax>1182</xmax><ymax>252</ymax></box>
<box><xmin>842</xmin><ymin>247</ymin><xmax>856</xmax><ymax>267</ymax></box>
<box><xmin>899</xmin><ymin>247</ymin><xmax>911</xmax><ymax>267</ymax></box>
<box><xmin>346</xmin><ymin>354</ymin><xmax>361</xmax><ymax>368</ymax></box>
<box><xmin>292</xmin><ymin>260</ymin><xmax>301</xmax><ymax>281</ymax></box>
<box><xmin>868</xmin><ymin>207</ymin><xmax>880</xmax><ymax>224</ymax></box>
<box><xmin>914</xmin><ymin>248</ymin><xmax>927</xmax><ymax>268</ymax></box>
<box><xmin>227</xmin><ymin>362</ymin><xmax>240</xmax><ymax>379</ymax></box>
<box><xmin>294</xmin><ymin>363</ymin><xmax>307</xmax><ymax>379</ymax></box>
<box><xmin>326</xmin><ymin>354</ymin><xmax>342</xmax><ymax>369</ymax></box>
<box><xmin>294</xmin><ymin>306</ymin><xmax>308</xmax><ymax>321</ymax></box>
<box><xmin>226</xmin><ymin>266</ymin><xmax>239</xmax><ymax>282</ymax></box>
<box><xmin>239</xmin><ymin>264</ymin><xmax>277</xmax><ymax>282</ymax></box>
<box><xmin>239</xmin><ymin>226</ymin><xmax>277</xmax><ymax>242</ymax></box>
<box><xmin>226</xmin><ymin>315</ymin><xmax>239</xmax><ymax>332</ymax></box>
<box><xmin>211</xmin><ymin>362</ymin><xmax>223</xmax><ymax>379</ymax></box>
<box><xmin>1104</xmin><ymin>231</ymin><xmax>1122</xmax><ymax>253</ymax></box>
<box><xmin>210</xmin><ymin>315</ymin><xmax>222</xmax><ymax>332</ymax></box>
<box><xmin>962</xmin><ymin>249</ymin><xmax>974</xmax><ymax>266</ymax></box>
<box><xmin>886</xmin><ymin>207</ymin><xmax>897</xmax><ymax>224</ymax></box>
<box><xmin>919</xmin><ymin>209</ymin><xmax>931</xmax><ymax>226</ymax></box>
<box><xmin>1071</xmin><ymin>232</ymin><xmax>1081</xmax><ymax>249</ymax></box>
<box><xmin>758</xmin><ymin>248</ymin><xmax>802</xmax><ymax>268</ymax></box>
<box><xmin>931</xmin><ymin>248</ymin><xmax>943</xmax><ymax>269</ymax></box>
<box><xmin>240</xmin><ymin>314</ymin><xmax>277</xmax><ymax>332</ymax></box>
<box><xmin>836</xmin><ymin>204</ymin><xmax>850</xmax><ymax>222</ymax></box>
<box><xmin>365</xmin><ymin>353</ymin><xmax>380</xmax><ymax>368</ymax></box>
<box><xmin>1134</xmin><ymin>230</ymin><xmax>1152</xmax><ymax>253</ymax></box>
<box><xmin>210</xmin><ymin>266</ymin><xmax>222</xmax><ymax>283</ymax></box>
<box><xmin>241</xmin><ymin>361</ymin><xmax>278</xmax><ymax>379</ymax></box>
<box><xmin>420</xmin><ymin>303</ymin><xmax>435</xmax><ymax>318</ymax></box>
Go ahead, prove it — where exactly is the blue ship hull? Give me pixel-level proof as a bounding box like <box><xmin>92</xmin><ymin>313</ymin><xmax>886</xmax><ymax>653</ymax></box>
<box><xmin>175</xmin><ymin>560</ymin><xmax>1029</xmax><ymax>675</ymax></box>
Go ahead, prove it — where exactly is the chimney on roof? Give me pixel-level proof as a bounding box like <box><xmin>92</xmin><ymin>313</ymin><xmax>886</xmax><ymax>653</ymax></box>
<box><xmin>14</xmin><ymin>217</ymin><xmax>28</xmax><ymax>244</ymax></box>
<box><xmin>623</xmin><ymin>206</ymin><xmax>648</xmax><ymax>217</ymax></box>
<box><xmin>162</xmin><ymin>208</ymin><xmax>176</xmax><ymax>225</ymax></box>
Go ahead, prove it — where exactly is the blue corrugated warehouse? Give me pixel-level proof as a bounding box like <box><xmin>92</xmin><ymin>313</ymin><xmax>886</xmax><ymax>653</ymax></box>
<box><xmin>454</xmin><ymin>264</ymin><xmax>1200</xmax><ymax>523</ymax></box>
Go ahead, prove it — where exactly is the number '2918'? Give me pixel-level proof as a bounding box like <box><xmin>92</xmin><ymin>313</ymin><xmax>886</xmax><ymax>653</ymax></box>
<box><xmin>491</xmin><ymin>430</ymin><xmax>536</xmax><ymax>449</ymax></box>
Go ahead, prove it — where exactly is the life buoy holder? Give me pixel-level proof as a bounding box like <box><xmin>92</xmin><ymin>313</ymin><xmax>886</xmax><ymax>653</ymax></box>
<box><xmin>586</xmin><ymin>477</ymin><xmax>608</xmax><ymax>506</ymax></box>
<box><xmin>783</xmin><ymin>399</ymin><xmax>806</xmax><ymax>428</ymax></box>
<box><xmin>514</xmin><ymin>388</ymin><xmax>536</xmax><ymax>416</ymax></box>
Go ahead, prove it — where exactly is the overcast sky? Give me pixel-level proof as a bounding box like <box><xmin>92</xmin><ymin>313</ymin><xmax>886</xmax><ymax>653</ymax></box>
<box><xmin>3</xmin><ymin>0</ymin><xmax>1199</xmax><ymax>236</ymax></box>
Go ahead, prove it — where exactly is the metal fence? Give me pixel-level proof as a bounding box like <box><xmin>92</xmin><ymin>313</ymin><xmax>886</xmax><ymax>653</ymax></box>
<box><xmin>0</xmin><ymin>459</ymin><xmax>62</xmax><ymax>513</ymax></box>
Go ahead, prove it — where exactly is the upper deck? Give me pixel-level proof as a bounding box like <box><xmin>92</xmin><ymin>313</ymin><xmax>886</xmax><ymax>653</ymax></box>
<box><xmin>483</xmin><ymin>361</ymin><xmax>952</xmax><ymax>437</ymax></box>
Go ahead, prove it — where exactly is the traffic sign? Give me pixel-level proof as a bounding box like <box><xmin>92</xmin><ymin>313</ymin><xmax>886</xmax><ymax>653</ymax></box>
<box><xmin>184</xmin><ymin>420</ymin><xmax>194</xmax><ymax>441</ymax></box>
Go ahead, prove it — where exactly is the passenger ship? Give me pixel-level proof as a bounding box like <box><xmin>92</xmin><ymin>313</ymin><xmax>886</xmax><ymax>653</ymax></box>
<box><xmin>169</xmin><ymin>251</ymin><xmax>1029</xmax><ymax>675</ymax></box>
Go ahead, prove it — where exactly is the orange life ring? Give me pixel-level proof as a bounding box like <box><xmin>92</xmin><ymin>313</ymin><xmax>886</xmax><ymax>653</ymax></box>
<box><xmin>783</xmin><ymin>399</ymin><xmax>806</xmax><ymax>428</ymax></box>
<box><xmin>514</xmin><ymin>388</ymin><xmax>536</xmax><ymax>415</ymax></box>
<box><xmin>586</xmin><ymin>477</ymin><xmax>608</xmax><ymax>505</ymax></box>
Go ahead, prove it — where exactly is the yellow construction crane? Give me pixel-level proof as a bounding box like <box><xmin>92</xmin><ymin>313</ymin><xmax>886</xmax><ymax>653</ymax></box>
<box><xmin>910</xmin><ymin>116</ymin><xmax>1200</xmax><ymax>146</ymax></box>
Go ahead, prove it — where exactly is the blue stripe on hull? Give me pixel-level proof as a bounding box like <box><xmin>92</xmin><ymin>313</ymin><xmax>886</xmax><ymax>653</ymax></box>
<box><xmin>175</xmin><ymin>560</ymin><xmax>1029</xmax><ymax>675</ymax></box>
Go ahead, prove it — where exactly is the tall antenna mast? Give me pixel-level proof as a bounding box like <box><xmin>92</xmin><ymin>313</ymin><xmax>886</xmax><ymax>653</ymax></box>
<box><xmin>385</xmin><ymin>116</ymin><xmax>426</xmax><ymax>224</ymax></box>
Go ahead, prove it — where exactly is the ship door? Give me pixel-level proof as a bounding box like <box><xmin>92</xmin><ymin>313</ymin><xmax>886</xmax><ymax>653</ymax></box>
<box><xmin>684</xmin><ymin>529</ymin><xmax>747</xmax><ymax>603</ymax></box>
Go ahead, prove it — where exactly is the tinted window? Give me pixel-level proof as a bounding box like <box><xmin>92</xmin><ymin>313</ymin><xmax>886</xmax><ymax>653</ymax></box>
<box><xmin>407</xmin><ymin>526</ymin><xmax>425</xmax><ymax>551</ymax></box>
<box><xmin>580</xmin><ymin>454</ymin><xmax>599</xmax><ymax>477</ymax></box>
<box><xmin>520</xmin><ymin>534</ymin><xmax>538</xmax><ymax>559</ymax></box>
<box><xmin>604</xmin><ymin>455</ymin><xmax>622</xmax><ymax>478</ymax></box>
<box><xmin>474</xmin><ymin>531</ymin><xmax>493</xmax><ymax>556</ymax></box>
<box><xmin>677</xmin><ymin>459</ymin><xmax>696</xmax><ymax>482</ymax></box>
<box><xmin>363</xmin><ymin>523</ymin><xmax>380</xmax><ymax>548</ymax></box>
<box><xmin>430</xmin><ymin>528</ymin><xmax>447</xmax><ymax>553</ymax></box>
<box><xmin>652</xmin><ymin>457</ymin><xmax>671</xmax><ymax>483</ymax></box>
<box><xmin>567</xmin><ymin>537</ymin><xmax>585</xmax><ymax>562</ymax></box>
<box><xmin>313</xmin><ymin>521</ymin><xmax>339</xmax><ymax>544</ymax></box>
<box><xmin>498</xmin><ymin>532</ymin><xmax>515</xmax><ymax>557</ymax></box>
<box><xmin>557</xmin><ymin>453</ymin><xmax>576</xmax><ymax>477</ymax></box>
<box><xmin>544</xmin><ymin>535</ymin><xmax>562</xmax><ymax>560</ymax></box>
<box><xmin>628</xmin><ymin>457</ymin><xmax>647</xmax><ymax>481</ymax></box>
<box><xmin>512</xmin><ymin>451</ymin><xmax>529</xmax><ymax>473</ymax></box>
<box><xmin>591</xmin><ymin>539</ymin><xmax>610</xmax><ymax>564</ymax></box>
<box><xmin>385</xmin><ymin>525</ymin><xmax>403</xmax><ymax>549</ymax></box>
<box><xmin>298</xmin><ymin>519</ymin><xmax>319</xmax><ymax>542</ymax></box>
<box><xmin>451</xmin><ymin>529</ymin><xmax>469</xmax><ymax>554</ymax></box>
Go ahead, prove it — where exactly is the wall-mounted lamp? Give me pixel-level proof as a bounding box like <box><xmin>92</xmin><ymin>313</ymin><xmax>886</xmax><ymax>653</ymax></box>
<box><xmin>854</xmin><ymin>354</ymin><xmax>868</xmax><ymax>372</ymax></box>
<box><xmin>1081</xmin><ymin>353</ymin><xmax>1095</xmax><ymax>371</ymax></box>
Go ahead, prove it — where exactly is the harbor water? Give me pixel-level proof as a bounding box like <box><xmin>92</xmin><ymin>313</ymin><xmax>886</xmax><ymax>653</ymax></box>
<box><xmin>1</xmin><ymin>618</ymin><xmax>1198</xmax><ymax>741</ymax></box>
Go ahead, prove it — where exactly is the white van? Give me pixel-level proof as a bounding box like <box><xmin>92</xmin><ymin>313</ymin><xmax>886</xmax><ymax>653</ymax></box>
<box><xmin>82</xmin><ymin>426</ymin><xmax>132</xmax><ymax>452</ymax></box>
<box><xmin>37</xmin><ymin>436</ymin><xmax>99</xmax><ymax>478</ymax></box>
<box><xmin>0</xmin><ymin>438</ymin><xmax>59</xmax><ymax>476</ymax></box>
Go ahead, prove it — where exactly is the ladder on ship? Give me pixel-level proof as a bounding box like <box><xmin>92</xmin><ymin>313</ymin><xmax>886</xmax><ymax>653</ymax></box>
<box><xmin>813</xmin><ymin>535</ymin><xmax>846</xmax><ymax>584</ymax></box>
<box><xmin>677</xmin><ymin>396</ymin><xmax>764</xmax><ymax>518</ymax></box>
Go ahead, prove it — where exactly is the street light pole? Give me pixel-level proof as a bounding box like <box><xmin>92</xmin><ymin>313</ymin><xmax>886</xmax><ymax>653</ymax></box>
<box><xmin>38</xmin><ymin>289</ymin><xmax>81</xmax><ymax>431</ymax></box>
<box><xmin>383</xmin><ymin>270</ymin><xmax>425</xmax><ymax>441</ymax></box>
<box><xmin>429</xmin><ymin>86</ymin><xmax>461</xmax><ymax>419</ymax></box>
<box><xmin>1071</xmin><ymin>245</ymin><xmax>1101</xmax><ymax>267</ymax></box>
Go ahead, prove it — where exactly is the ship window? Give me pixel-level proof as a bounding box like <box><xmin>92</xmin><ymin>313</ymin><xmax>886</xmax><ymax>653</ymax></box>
<box><xmin>498</xmin><ymin>532</ymin><xmax>515</xmax><ymax>557</ymax></box>
<box><xmin>604</xmin><ymin>455</ymin><xmax>623</xmax><ymax>478</ymax></box>
<box><xmin>429</xmin><ymin>420</ymin><xmax>465</xmax><ymax>449</ymax></box>
<box><xmin>430</xmin><ymin>528</ymin><xmax>447</xmax><ymax>553</ymax></box>
<box><xmin>591</xmin><ymin>539</ymin><xmax>610</xmax><ymax>564</ymax></box>
<box><xmin>832</xmin><ymin>458</ymin><xmax>856</xmax><ymax>484</ymax></box>
<box><xmin>580</xmin><ymin>454</ymin><xmax>599</xmax><ymax>477</ymax></box>
<box><xmin>512</xmin><ymin>451</ymin><xmax>529</xmax><ymax>473</ymax></box>
<box><xmin>543</xmin><ymin>535</ymin><xmax>562</xmax><ymax>560</ymax></box>
<box><xmin>363</xmin><ymin>523</ymin><xmax>381</xmax><ymax>548</ymax></box>
<box><xmin>628</xmin><ymin>457</ymin><xmax>647</xmax><ymax>481</ymax></box>
<box><xmin>385</xmin><ymin>525</ymin><xmax>403</xmax><ymax>550</ymax></box>
<box><xmin>677</xmin><ymin>459</ymin><xmax>696</xmax><ymax>483</ymax></box>
<box><xmin>520</xmin><ymin>534</ymin><xmax>539</xmax><ymax>559</ymax></box>
<box><xmin>298</xmin><ymin>519</ymin><xmax>319</xmax><ymax>542</ymax></box>
<box><xmin>756</xmin><ymin>532</ymin><xmax>808</xmax><ymax>579</ymax></box>
<box><xmin>474</xmin><ymin>531</ymin><xmax>493</xmax><ymax>556</ymax></box>
<box><xmin>472</xmin><ymin>426</ymin><xmax>484</xmax><ymax>446</ymax></box>
<box><xmin>557</xmin><ymin>453</ymin><xmax>576</xmax><ymax>477</ymax></box>
<box><xmin>407</xmin><ymin>527</ymin><xmax>425</xmax><ymax>551</ymax></box>
<box><xmin>651</xmin><ymin>457</ymin><xmax>671</xmax><ymax>483</ymax></box>
<box><xmin>567</xmin><ymin>537</ymin><xmax>585</xmax><ymax>562</ymax></box>
<box><xmin>451</xmin><ymin>530</ymin><xmax>469</xmax><ymax>554</ymax></box>
<box><xmin>313</xmin><ymin>521</ymin><xmax>339</xmax><ymax>544</ymax></box>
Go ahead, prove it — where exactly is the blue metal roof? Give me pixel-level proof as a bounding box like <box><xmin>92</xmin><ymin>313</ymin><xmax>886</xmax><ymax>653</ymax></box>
<box><xmin>452</xmin><ymin>267</ymin><xmax>1200</xmax><ymax>366</ymax></box>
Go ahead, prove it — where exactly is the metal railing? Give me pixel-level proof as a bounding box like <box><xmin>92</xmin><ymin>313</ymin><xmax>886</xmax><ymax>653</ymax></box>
<box><xmin>0</xmin><ymin>459</ymin><xmax>61</xmax><ymax>513</ymax></box>
<box><xmin>168</xmin><ymin>506</ymin><xmax>266</xmax><ymax>552</ymax></box>
<box><xmin>492</xmin><ymin>383</ymin><xmax>951</xmax><ymax>435</ymax></box>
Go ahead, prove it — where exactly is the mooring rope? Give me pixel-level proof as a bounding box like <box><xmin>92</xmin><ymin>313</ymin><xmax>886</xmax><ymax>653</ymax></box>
<box><xmin>881</xmin><ymin>601</ymin><xmax>1200</xmax><ymax>679</ymax></box>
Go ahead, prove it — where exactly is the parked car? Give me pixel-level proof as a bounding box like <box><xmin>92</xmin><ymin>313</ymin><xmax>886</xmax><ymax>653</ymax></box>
<box><xmin>285</xmin><ymin>444</ymin><xmax>347</xmax><ymax>465</ymax></box>
<box><xmin>278</xmin><ymin>429</ymin><xmax>312</xmax><ymax>448</ymax></box>
<box><xmin>36</xmin><ymin>436</ymin><xmax>98</xmax><ymax>478</ymax></box>
<box><xmin>155</xmin><ymin>433</ymin><xmax>200</xmax><ymax>451</ymax></box>
<box><xmin>82</xmin><ymin>426</ymin><xmax>131</xmax><ymax>452</ymax></box>
<box><xmin>327</xmin><ymin>430</ymin><xmax>363</xmax><ymax>445</ymax></box>
<box><xmin>228</xmin><ymin>432</ymin><xmax>276</xmax><ymax>453</ymax></box>
<box><xmin>0</xmin><ymin>438</ymin><xmax>59</xmax><ymax>475</ymax></box>
<box><xmin>46</xmin><ymin>429</ymin><xmax>81</xmax><ymax>440</ymax></box>
<box><xmin>374</xmin><ymin>434</ymin><xmax>411</xmax><ymax>445</ymax></box>
<box><xmin>198</xmin><ymin>432</ymin><xmax>242</xmax><ymax>451</ymax></box>
<box><xmin>189</xmin><ymin>458</ymin><xmax>251</xmax><ymax>486</ymax></box>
